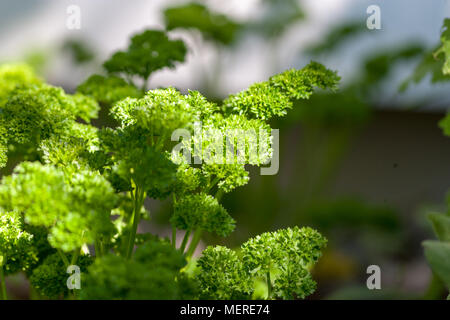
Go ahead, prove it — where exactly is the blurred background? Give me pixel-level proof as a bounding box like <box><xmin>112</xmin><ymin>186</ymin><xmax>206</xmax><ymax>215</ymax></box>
<box><xmin>1</xmin><ymin>0</ymin><xmax>450</xmax><ymax>299</ymax></box>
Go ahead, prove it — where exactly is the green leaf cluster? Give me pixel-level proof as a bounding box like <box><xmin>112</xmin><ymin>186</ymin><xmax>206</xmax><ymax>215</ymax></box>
<box><xmin>62</xmin><ymin>38</ymin><xmax>95</xmax><ymax>65</ymax></box>
<box><xmin>77</xmin><ymin>74</ymin><xmax>142</xmax><ymax>106</ymax></box>
<box><xmin>0</xmin><ymin>162</ymin><xmax>117</xmax><ymax>252</ymax></box>
<box><xmin>423</xmin><ymin>208</ymin><xmax>450</xmax><ymax>295</ymax></box>
<box><xmin>0</xmin><ymin>63</ymin><xmax>41</xmax><ymax>105</ymax></box>
<box><xmin>434</xmin><ymin>18</ymin><xmax>450</xmax><ymax>75</ymax></box>
<box><xmin>171</xmin><ymin>193</ymin><xmax>235</xmax><ymax>237</ymax></box>
<box><xmin>401</xmin><ymin>19</ymin><xmax>450</xmax><ymax>91</ymax></box>
<box><xmin>0</xmin><ymin>210</ymin><xmax>37</xmax><ymax>275</ymax></box>
<box><xmin>224</xmin><ymin>61</ymin><xmax>340</xmax><ymax>120</ymax></box>
<box><xmin>250</xmin><ymin>0</ymin><xmax>305</xmax><ymax>38</ymax></box>
<box><xmin>197</xmin><ymin>227</ymin><xmax>327</xmax><ymax>300</ymax></box>
<box><xmin>306</xmin><ymin>21</ymin><xmax>366</xmax><ymax>56</ymax></box>
<box><xmin>0</xmin><ymin>80</ymin><xmax>99</xmax><ymax>169</ymax></box>
<box><xmin>29</xmin><ymin>253</ymin><xmax>92</xmax><ymax>299</ymax></box>
<box><xmin>103</xmin><ymin>30</ymin><xmax>187</xmax><ymax>85</ymax></box>
<box><xmin>77</xmin><ymin>29</ymin><xmax>187</xmax><ymax>104</ymax></box>
<box><xmin>164</xmin><ymin>3</ymin><xmax>240</xmax><ymax>45</ymax></box>
<box><xmin>196</xmin><ymin>246</ymin><xmax>252</xmax><ymax>299</ymax></box>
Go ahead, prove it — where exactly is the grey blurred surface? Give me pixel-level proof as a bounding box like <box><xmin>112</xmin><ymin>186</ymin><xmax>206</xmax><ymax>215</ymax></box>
<box><xmin>0</xmin><ymin>0</ymin><xmax>450</xmax><ymax>109</ymax></box>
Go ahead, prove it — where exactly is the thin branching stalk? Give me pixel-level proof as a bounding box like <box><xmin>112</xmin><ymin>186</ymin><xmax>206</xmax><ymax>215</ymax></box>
<box><xmin>126</xmin><ymin>185</ymin><xmax>146</xmax><ymax>259</ymax></box>
<box><xmin>57</xmin><ymin>249</ymin><xmax>69</xmax><ymax>267</ymax></box>
<box><xmin>172</xmin><ymin>226</ymin><xmax>177</xmax><ymax>248</ymax></box>
<box><xmin>179</xmin><ymin>230</ymin><xmax>191</xmax><ymax>253</ymax></box>
<box><xmin>185</xmin><ymin>229</ymin><xmax>203</xmax><ymax>258</ymax></box>
<box><xmin>266</xmin><ymin>272</ymin><xmax>272</xmax><ymax>300</ymax></box>
<box><xmin>71</xmin><ymin>249</ymin><xmax>80</xmax><ymax>265</ymax></box>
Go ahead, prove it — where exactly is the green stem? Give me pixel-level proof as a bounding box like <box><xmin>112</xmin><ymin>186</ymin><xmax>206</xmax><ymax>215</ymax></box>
<box><xmin>142</xmin><ymin>76</ymin><xmax>150</xmax><ymax>92</ymax></box>
<box><xmin>125</xmin><ymin>75</ymin><xmax>135</xmax><ymax>88</ymax></box>
<box><xmin>266</xmin><ymin>271</ymin><xmax>272</xmax><ymax>300</ymax></box>
<box><xmin>101</xmin><ymin>241</ymin><xmax>110</xmax><ymax>256</ymax></box>
<box><xmin>206</xmin><ymin>176</ymin><xmax>220</xmax><ymax>194</ymax></box>
<box><xmin>94</xmin><ymin>240</ymin><xmax>102</xmax><ymax>258</ymax></box>
<box><xmin>171</xmin><ymin>193</ymin><xmax>178</xmax><ymax>248</ymax></box>
<box><xmin>126</xmin><ymin>186</ymin><xmax>145</xmax><ymax>259</ymax></box>
<box><xmin>172</xmin><ymin>226</ymin><xmax>177</xmax><ymax>248</ymax></box>
<box><xmin>185</xmin><ymin>229</ymin><xmax>202</xmax><ymax>258</ymax></box>
<box><xmin>100</xmin><ymin>240</ymin><xmax>106</xmax><ymax>256</ymax></box>
<box><xmin>155</xmin><ymin>132</ymin><xmax>167</xmax><ymax>150</ymax></box>
<box><xmin>57</xmin><ymin>249</ymin><xmax>69</xmax><ymax>267</ymax></box>
<box><xmin>0</xmin><ymin>266</ymin><xmax>7</xmax><ymax>300</ymax></box>
<box><xmin>179</xmin><ymin>230</ymin><xmax>191</xmax><ymax>254</ymax></box>
<box><xmin>71</xmin><ymin>249</ymin><xmax>80</xmax><ymax>266</ymax></box>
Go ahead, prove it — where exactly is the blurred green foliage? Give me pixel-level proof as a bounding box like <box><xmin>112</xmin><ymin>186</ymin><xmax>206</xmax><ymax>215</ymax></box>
<box><xmin>80</xmin><ymin>239</ymin><xmax>196</xmax><ymax>299</ymax></box>
<box><xmin>103</xmin><ymin>30</ymin><xmax>187</xmax><ymax>90</ymax></box>
<box><xmin>306</xmin><ymin>22</ymin><xmax>366</xmax><ymax>56</ymax></box>
<box><xmin>62</xmin><ymin>38</ymin><xmax>95</xmax><ymax>65</ymax></box>
<box><xmin>400</xmin><ymin>49</ymin><xmax>450</xmax><ymax>91</ymax></box>
<box><xmin>77</xmin><ymin>74</ymin><xmax>143</xmax><ymax>107</ymax></box>
<box><xmin>401</xmin><ymin>19</ymin><xmax>450</xmax><ymax>90</ymax></box>
<box><xmin>406</xmin><ymin>17</ymin><xmax>450</xmax><ymax>300</ymax></box>
<box><xmin>422</xmin><ymin>200</ymin><xmax>450</xmax><ymax>298</ymax></box>
<box><xmin>164</xmin><ymin>3</ymin><xmax>240</xmax><ymax>45</ymax></box>
<box><xmin>250</xmin><ymin>0</ymin><xmax>305</xmax><ymax>38</ymax></box>
<box><xmin>361</xmin><ymin>44</ymin><xmax>424</xmax><ymax>90</ymax></box>
<box><xmin>434</xmin><ymin>18</ymin><xmax>450</xmax><ymax>75</ymax></box>
<box><xmin>30</xmin><ymin>253</ymin><xmax>92</xmax><ymax>299</ymax></box>
<box><xmin>300</xmin><ymin>198</ymin><xmax>400</xmax><ymax>232</ymax></box>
